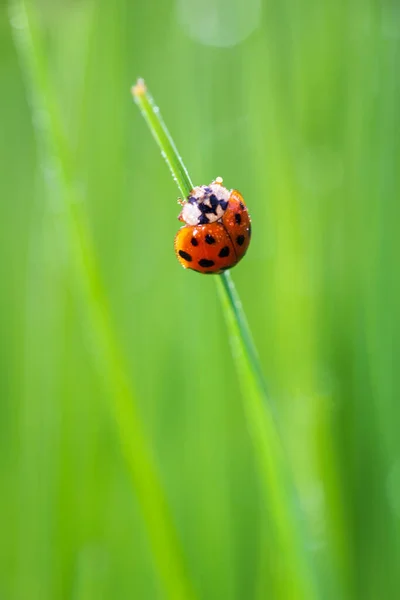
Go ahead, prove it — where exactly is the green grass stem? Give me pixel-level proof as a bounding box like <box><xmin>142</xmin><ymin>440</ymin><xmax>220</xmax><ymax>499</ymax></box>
<box><xmin>10</xmin><ymin>3</ymin><xmax>196</xmax><ymax>599</ymax></box>
<box><xmin>132</xmin><ymin>79</ymin><xmax>318</xmax><ymax>600</ymax></box>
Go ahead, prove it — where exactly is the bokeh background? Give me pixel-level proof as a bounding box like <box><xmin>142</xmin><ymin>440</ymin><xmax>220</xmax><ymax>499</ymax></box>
<box><xmin>1</xmin><ymin>0</ymin><xmax>400</xmax><ymax>598</ymax></box>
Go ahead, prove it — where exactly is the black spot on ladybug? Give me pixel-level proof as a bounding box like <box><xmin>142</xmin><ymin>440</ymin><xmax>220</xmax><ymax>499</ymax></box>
<box><xmin>219</xmin><ymin>246</ymin><xmax>230</xmax><ymax>258</ymax></box>
<box><xmin>199</xmin><ymin>195</ymin><xmax>219</xmax><ymax>216</ymax></box>
<box><xmin>179</xmin><ymin>250</ymin><xmax>192</xmax><ymax>262</ymax></box>
<box><xmin>239</xmin><ymin>201</ymin><xmax>245</xmax><ymax>210</ymax></box>
<box><xmin>236</xmin><ymin>235</ymin><xmax>245</xmax><ymax>246</ymax></box>
<box><xmin>205</xmin><ymin>234</ymin><xmax>216</xmax><ymax>244</ymax></box>
<box><xmin>235</xmin><ymin>213</ymin><xmax>241</xmax><ymax>225</ymax></box>
<box><xmin>199</xmin><ymin>258</ymin><xmax>215</xmax><ymax>268</ymax></box>
<box><xmin>210</xmin><ymin>195</ymin><xmax>218</xmax><ymax>209</ymax></box>
<box><xmin>248</xmin><ymin>223</ymin><xmax>252</xmax><ymax>238</ymax></box>
<box><xmin>191</xmin><ymin>237</ymin><xmax>199</xmax><ymax>246</ymax></box>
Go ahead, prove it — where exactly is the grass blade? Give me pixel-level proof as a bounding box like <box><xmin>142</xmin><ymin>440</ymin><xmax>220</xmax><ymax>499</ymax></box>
<box><xmin>10</xmin><ymin>2</ymin><xmax>196</xmax><ymax>599</ymax></box>
<box><xmin>133</xmin><ymin>79</ymin><xmax>318</xmax><ymax>599</ymax></box>
<box><xmin>132</xmin><ymin>79</ymin><xmax>193</xmax><ymax>198</ymax></box>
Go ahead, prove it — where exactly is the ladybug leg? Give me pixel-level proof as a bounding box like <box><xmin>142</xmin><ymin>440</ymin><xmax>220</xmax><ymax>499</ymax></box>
<box><xmin>177</xmin><ymin>198</ymin><xmax>186</xmax><ymax>222</ymax></box>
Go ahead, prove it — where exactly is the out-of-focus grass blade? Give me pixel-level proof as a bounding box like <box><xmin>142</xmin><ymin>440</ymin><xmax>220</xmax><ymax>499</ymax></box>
<box><xmin>9</xmin><ymin>2</ymin><xmax>196</xmax><ymax>599</ymax></box>
<box><xmin>133</xmin><ymin>79</ymin><xmax>318</xmax><ymax>599</ymax></box>
<box><xmin>215</xmin><ymin>272</ymin><xmax>316</xmax><ymax>600</ymax></box>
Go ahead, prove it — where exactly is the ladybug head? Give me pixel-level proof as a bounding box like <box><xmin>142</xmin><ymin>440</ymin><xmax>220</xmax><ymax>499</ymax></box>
<box><xmin>178</xmin><ymin>179</ymin><xmax>230</xmax><ymax>226</ymax></box>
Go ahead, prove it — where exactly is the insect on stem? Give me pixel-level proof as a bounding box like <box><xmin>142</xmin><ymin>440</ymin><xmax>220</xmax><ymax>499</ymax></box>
<box><xmin>132</xmin><ymin>77</ymin><xmax>318</xmax><ymax>600</ymax></box>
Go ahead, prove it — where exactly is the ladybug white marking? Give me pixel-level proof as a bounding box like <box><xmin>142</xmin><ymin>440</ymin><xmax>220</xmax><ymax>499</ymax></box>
<box><xmin>180</xmin><ymin>181</ymin><xmax>231</xmax><ymax>226</ymax></box>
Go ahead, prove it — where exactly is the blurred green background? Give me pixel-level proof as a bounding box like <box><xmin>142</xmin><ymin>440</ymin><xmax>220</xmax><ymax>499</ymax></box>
<box><xmin>1</xmin><ymin>0</ymin><xmax>400</xmax><ymax>598</ymax></box>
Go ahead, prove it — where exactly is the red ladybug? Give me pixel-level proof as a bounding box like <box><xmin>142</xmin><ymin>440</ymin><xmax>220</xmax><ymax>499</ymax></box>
<box><xmin>174</xmin><ymin>177</ymin><xmax>251</xmax><ymax>274</ymax></box>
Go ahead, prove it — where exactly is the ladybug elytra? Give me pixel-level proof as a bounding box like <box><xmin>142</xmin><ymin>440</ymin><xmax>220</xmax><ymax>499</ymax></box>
<box><xmin>174</xmin><ymin>177</ymin><xmax>251</xmax><ymax>274</ymax></box>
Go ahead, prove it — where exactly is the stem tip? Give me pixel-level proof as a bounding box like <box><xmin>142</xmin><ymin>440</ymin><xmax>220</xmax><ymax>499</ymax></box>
<box><xmin>132</xmin><ymin>78</ymin><xmax>147</xmax><ymax>99</ymax></box>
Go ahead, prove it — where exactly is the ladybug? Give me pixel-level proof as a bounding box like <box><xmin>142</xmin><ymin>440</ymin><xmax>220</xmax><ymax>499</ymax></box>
<box><xmin>174</xmin><ymin>177</ymin><xmax>251</xmax><ymax>274</ymax></box>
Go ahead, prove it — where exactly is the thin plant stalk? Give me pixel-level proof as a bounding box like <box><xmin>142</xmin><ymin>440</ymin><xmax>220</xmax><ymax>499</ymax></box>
<box><xmin>133</xmin><ymin>79</ymin><xmax>318</xmax><ymax>600</ymax></box>
<box><xmin>10</xmin><ymin>3</ymin><xmax>196</xmax><ymax>599</ymax></box>
<box><xmin>132</xmin><ymin>79</ymin><xmax>267</xmax><ymax>400</ymax></box>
